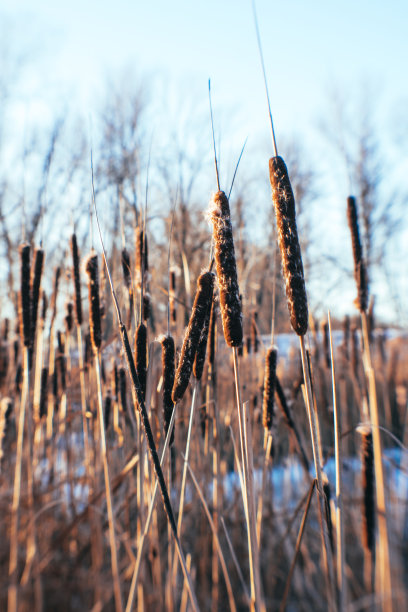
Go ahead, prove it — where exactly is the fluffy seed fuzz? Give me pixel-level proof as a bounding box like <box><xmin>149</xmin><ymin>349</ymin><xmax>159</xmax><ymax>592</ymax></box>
<box><xmin>269</xmin><ymin>156</ymin><xmax>308</xmax><ymax>336</ymax></box>
<box><xmin>208</xmin><ymin>191</ymin><xmax>242</xmax><ymax>347</ymax></box>
<box><xmin>172</xmin><ymin>271</ymin><xmax>215</xmax><ymax>403</ymax></box>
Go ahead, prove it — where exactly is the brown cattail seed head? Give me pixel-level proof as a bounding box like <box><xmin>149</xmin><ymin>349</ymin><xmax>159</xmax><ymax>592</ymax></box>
<box><xmin>71</xmin><ymin>234</ymin><xmax>83</xmax><ymax>326</ymax></box>
<box><xmin>359</xmin><ymin>427</ymin><xmax>375</xmax><ymax>552</ymax></box>
<box><xmin>262</xmin><ymin>346</ymin><xmax>278</xmax><ymax>431</ymax></box>
<box><xmin>119</xmin><ymin>366</ymin><xmax>127</xmax><ymax>413</ymax></box>
<box><xmin>208</xmin><ymin>191</ymin><xmax>243</xmax><ymax>347</ymax></box>
<box><xmin>65</xmin><ymin>301</ymin><xmax>74</xmax><ymax>333</ymax></box>
<box><xmin>104</xmin><ymin>392</ymin><xmax>112</xmax><ymax>430</ymax></box>
<box><xmin>170</xmin><ymin>268</ymin><xmax>177</xmax><ymax>324</ymax></box>
<box><xmin>30</xmin><ymin>247</ymin><xmax>44</xmax><ymax>350</ymax></box>
<box><xmin>269</xmin><ymin>156</ymin><xmax>308</xmax><ymax>336</ymax></box>
<box><xmin>347</xmin><ymin>196</ymin><xmax>368</xmax><ymax>313</ymax></box>
<box><xmin>134</xmin><ymin>322</ymin><xmax>147</xmax><ymax>401</ymax></box>
<box><xmin>121</xmin><ymin>248</ymin><xmax>132</xmax><ymax>290</ymax></box>
<box><xmin>84</xmin><ymin>252</ymin><xmax>102</xmax><ymax>352</ymax></box>
<box><xmin>39</xmin><ymin>367</ymin><xmax>48</xmax><ymax>419</ymax></box>
<box><xmin>19</xmin><ymin>243</ymin><xmax>31</xmax><ymax>347</ymax></box>
<box><xmin>193</xmin><ymin>290</ymin><xmax>212</xmax><ymax>381</ymax></box>
<box><xmin>135</xmin><ymin>226</ymin><xmax>148</xmax><ymax>287</ymax></box>
<box><xmin>160</xmin><ymin>335</ymin><xmax>175</xmax><ymax>445</ymax></box>
<box><xmin>50</xmin><ymin>266</ymin><xmax>61</xmax><ymax>327</ymax></box>
<box><xmin>208</xmin><ymin>297</ymin><xmax>217</xmax><ymax>368</ymax></box>
<box><xmin>172</xmin><ymin>271</ymin><xmax>215</xmax><ymax>403</ymax></box>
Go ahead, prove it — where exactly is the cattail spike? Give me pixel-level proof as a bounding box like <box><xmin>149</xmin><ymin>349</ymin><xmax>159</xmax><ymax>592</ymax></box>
<box><xmin>30</xmin><ymin>247</ymin><xmax>44</xmax><ymax>352</ymax></box>
<box><xmin>71</xmin><ymin>234</ymin><xmax>83</xmax><ymax>326</ymax></box>
<box><xmin>18</xmin><ymin>244</ymin><xmax>31</xmax><ymax>348</ymax></box>
<box><xmin>84</xmin><ymin>252</ymin><xmax>102</xmax><ymax>353</ymax></box>
<box><xmin>262</xmin><ymin>346</ymin><xmax>277</xmax><ymax>431</ymax></box>
<box><xmin>360</xmin><ymin>427</ymin><xmax>375</xmax><ymax>553</ymax></box>
<box><xmin>160</xmin><ymin>335</ymin><xmax>175</xmax><ymax>445</ymax></box>
<box><xmin>172</xmin><ymin>271</ymin><xmax>215</xmax><ymax>403</ymax></box>
<box><xmin>269</xmin><ymin>156</ymin><xmax>308</xmax><ymax>336</ymax></box>
<box><xmin>347</xmin><ymin>196</ymin><xmax>368</xmax><ymax>313</ymax></box>
<box><xmin>207</xmin><ymin>191</ymin><xmax>243</xmax><ymax>347</ymax></box>
<box><xmin>134</xmin><ymin>323</ymin><xmax>147</xmax><ymax>401</ymax></box>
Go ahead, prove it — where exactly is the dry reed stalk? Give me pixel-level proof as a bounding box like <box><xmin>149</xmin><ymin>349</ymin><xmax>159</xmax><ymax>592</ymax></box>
<box><xmin>85</xmin><ymin>250</ymin><xmax>123</xmax><ymax>612</ymax></box>
<box><xmin>328</xmin><ymin>312</ymin><xmax>346</xmax><ymax>611</ymax></box>
<box><xmin>172</xmin><ymin>271</ymin><xmax>215</xmax><ymax>403</ymax></box>
<box><xmin>347</xmin><ymin>195</ymin><xmax>392</xmax><ymax>607</ymax></box>
<box><xmin>185</xmin><ymin>458</ymin><xmax>238</xmax><ymax>612</ymax></box>
<box><xmin>275</xmin><ymin>376</ymin><xmax>309</xmax><ymax>472</ymax></box>
<box><xmin>279</xmin><ymin>479</ymin><xmax>316</xmax><ymax>612</ymax></box>
<box><xmin>361</xmin><ymin>312</ymin><xmax>392</xmax><ymax>610</ymax></box>
<box><xmin>125</xmin><ymin>405</ymin><xmax>176</xmax><ymax>612</ymax></box>
<box><xmin>92</xmin><ymin>202</ymin><xmax>199</xmax><ymax>612</ymax></box>
<box><xmin>256</xmin><ymin>433</ymin><xmax>273</xmax><ymax>546</ymax></box>
<box><xmin>46</xmin><ymin>266</ymin><xmax>61</xmax><ymax>440</ymax></box>
<box><xmin>207</xmin><ymin>191</ymin><xmax>243</xmax><ymax>347</ymax></box>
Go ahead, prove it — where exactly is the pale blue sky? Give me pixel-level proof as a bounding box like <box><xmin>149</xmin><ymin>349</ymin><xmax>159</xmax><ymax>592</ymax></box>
<box><xmin>2</xmin><ymin>0</ymin><xmax>408</xmax><ymax>322</ymax></box>
<box><xmin>4</xmin><ymin>0</ymin><xmax>408</xmax><ymax>145</ymax></box>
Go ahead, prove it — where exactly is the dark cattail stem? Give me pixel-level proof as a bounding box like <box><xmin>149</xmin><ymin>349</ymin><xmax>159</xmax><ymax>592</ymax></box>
<box><xmin>172</xmin><ymin>271</ymin><xmax>215</xmax><ymax>403</ymax></box>
<box><xmin>347</xmin><ymin>196</ymin><xmax>368</xmax><ymax>313</ymax></box>
<box><xmin>269</xmin><ymin>156</ymin><xmax>308</xmax><ymax>336</ymax></box>
<box><xmin>18</xmin><ymin>244</ymin><xmax>31</xmax><ymax>349</ymax></box>
<box><xmin>71</xmin><ymin>234</ymin><xmax>83</xmax><ymax>326</ymax></box>
<box><xmin>84</xmin><ymin>252</ymin><xmax>102</xmax><ymax>353</ymax></box>
<box><xmin>160</xmin><ymin>335</ymin><xmax>175</xmax><ymax>445</ymax></box>
<box><xmin>134</xmin><ymin>322</ymin><xmax>147</xmax><ymax>401</ymax></box>
<box><xmin>275</xmin><ymin>376</ymin><xmax>309</xmax><ymax>472</ymax></box>
<box><xmin>208</xmin><ymin>191</ymin><xmax>242</xmax><ymax>347</ymax></box>
<box><xmin>170</xmin><ymin>268</ymin><xmax>177</xmax><ymax>325</ymax></box>
<box><xmin>323</xmin><ymin>477</ymin><xmax>334</xmax><ymax>553</ymax></box>
<box><xmin>262</xmin><ymin>346</ymin><xmax>277</xmax><ymax>432</ymax></box>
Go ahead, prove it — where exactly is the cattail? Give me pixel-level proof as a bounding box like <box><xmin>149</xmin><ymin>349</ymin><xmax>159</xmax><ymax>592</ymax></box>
<box><xmin>30</xmin><ymin>247</ymin><xmax>44</xmax><ymax>351</ymax></box>
<box><xmin>367</xmin><ymin>295</ymin><xmax>375</xmax><ymax>343</ymax></box>
<box><xmin>104</xmin><ymin>392</ymin><xmax>112</xmax><ymax>431</ymax></box>
<box><xmin>360</xmin><ymin>427</ymin><xmax>375</xmax><ymax>552</ymax></box>
<box><xmin>269</xmin><ymin>156</ymin><xmax>308</xmax><ymax>336</ymax></box>
<box><xmin>18</xmin><ymin>244</ymin><xmax>31</xmax><ymax>348</ymax></box>
<box><xmin>50</xmin><ymin>266</ymin><xmax>61</xmax><ymax>328</ymax></box>
<box><xmin>323</xmin><ymin>476</ymin><xmax>334</xmax><ymax>552</ymax></box>
<box><xmin>84</xmin><ymin>331</ymin><xmax>92</xmax><ymax>369</ymax></box>
<box><xmin>39</xmin><ymin>367</ymin><xmax>48</xmax><ymax>419</ymax></box>
<box><xmin>193</xmin><ymin>292</ymin><xmax>213</xmax><ymax>381</ymax></box>
<box><xmin>207</xmin><ymin>191</ymin><xmax>243</xmax><ymax>347</ymax></box>
<box><xmin>58</xmin><ymin>354</ymin><xmax>67</xmax><ymax>393</ymax></box>
<box><xmin>160</xmin><ymin>335</ymin><xmax>175</xmax><ymax>445</ymax></box>
<box><xmin>41</xmin><ymin>291</ymin><xmax>48</xmax><ymax>323</ymax></box>
<box><xmin>84</xmin><ymin>252</ymin><xmax>102</xmax><ymax>353</ymax></box>
<box><xmin>170</xmin><ymin>268</ymin><xmax>177</xmax><ymax>324</ymax></box>
<box><xmin>172</xmin><ymin>271</ymin><xmax>215</xmax><ymax>403</ymax></box>
<box><xmin>143</xmin><ymin>293</ymin><xmax>151</xmax><ymax>323</ymax></box>
<box><xmin>2</xmin><ymin>318</ymin><xmax>9</xmax><ymax>341</ymax></box>
<box><xmin>13</xmin><ymin>339</ymin><xmax>19</xmax><ymax>366</ymax></box>
<box><xmin>0</xmin><ymin>397</ymin><xmax>12</xmax><ymax>462</ymax></box>
<box><xmin>65</xmin><ymin>301</ymin><xmax>74</xmax><ymax>333</ymax></box>
<box><xmin>207</xmin><ymin>297</ymin><xmax>217</xmax><ymax>368</ymax></box>
<box><xmin>119</xmin><ymin>366</ymin><xmax>127</xmax><ymax>413</ymax></box>
<box><xmin>15</xmin><ymin>364</ymin><xmax>22</xmax><ymax>394</ymax></box>
<box><xmin>262</xmin><ymin>346</ymin><xmax>277</xmax><ymax>431</ymax></box>
<box><xmin>321</xmin><ymin>319</ymin><xmax>330</xmax><ymax>369</ymax></box>
<box><xmin>351</xmin><ymin>326</ymin><xmax>359</xmax><ymax>377</ymax></box>
<box><xmin>347</xmin><ymin>196</ymin><xmax>368</xmax><ymax>313</ymax></box>
<box><xmin>251</xmin><ymin>311</ymin><xmax>259</xmax><ymax>354</ymax></box>
<box><xmin>342</xmin><ymin>315</ymin><xmax>350</xmax><ymax>360</ymax></box>
<box><xmin>134</xmin><ymin>323</ymin><xmax>147</xmax><ymax>401</ymax></box>
<box><xmin>71</xmin><ymin>234</ymin><xmax>83</xmax><ymax>326</ymax></box>
<box><xmin>246</xmin><ymin>335</ymin><xmax>251</xmax><ymax>355</ymax></box>
<box><xmin>135</xmin><ymin>226</ymin><xmax>148</xmax><ymax>287</ymax></box>
<box><xmin>121</xmin><ymin>247</ymin><xmax>132</xmax><ymax>289</ymax></box>
<box><xmin>112</xmin><ymin>361</ymin><xmax>119</xmax><ymax>401</ymax></box>
<box><xmin>57</xmin><ymin>330</ymin><xmax>65</xmax><ymax>355</ymax></box>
